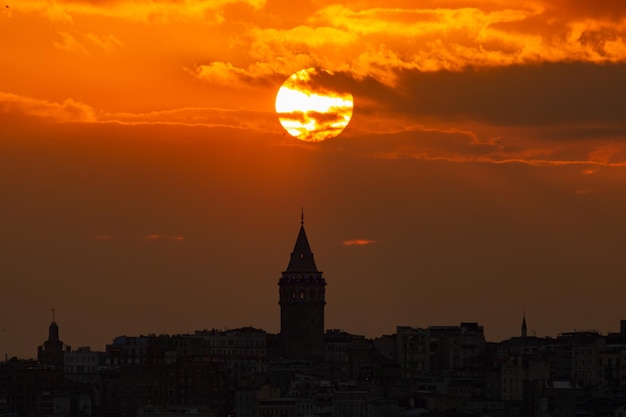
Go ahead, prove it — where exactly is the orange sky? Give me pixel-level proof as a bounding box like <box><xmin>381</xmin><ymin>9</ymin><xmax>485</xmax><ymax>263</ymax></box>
<box><xmin>2</xmin><ymin>0</ymin><xmax>626</xmax><ymax>358</ymax></box>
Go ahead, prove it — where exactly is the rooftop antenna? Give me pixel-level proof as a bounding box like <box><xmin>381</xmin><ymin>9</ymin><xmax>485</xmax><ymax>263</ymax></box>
<box><xmin>51</xmin><ymin>308</ymin><xmax>55</xmax><ymax>322</ymax></box>
<box><xmin>301</xmin><ymin>207</ymin><xmax>304</xmax><ymax>225</ymax></box>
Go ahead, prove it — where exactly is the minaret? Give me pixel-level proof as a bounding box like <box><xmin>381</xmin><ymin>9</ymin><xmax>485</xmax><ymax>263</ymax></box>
<box><xmin>521</xmin><ymin>314</ymin><xmax>527</xmax><ymax>338</ymax></box>
<box><xmin>278</xmin><ymin>213</ymin><xmax>326</xmax><ymax>358</ymax></box>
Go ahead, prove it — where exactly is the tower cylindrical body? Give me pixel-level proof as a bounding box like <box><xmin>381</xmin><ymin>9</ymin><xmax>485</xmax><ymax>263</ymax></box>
<box><xmin>279</xmin><ymin>274</ymin><xmax>326</xmax><ymax>357</ymax></box>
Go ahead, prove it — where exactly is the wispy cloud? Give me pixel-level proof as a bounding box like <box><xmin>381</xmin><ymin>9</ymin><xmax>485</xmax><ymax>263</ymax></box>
<box><xmin>54</xmin><ymin>31</ymin><xmax>123</xmax><ymax>55</ymax></box>
<box><xmin>143</xmin><ymin>234</ymin><xmax>185</xmax><ymax>241</ymax></box>
<box><xmin>92</xmin><ymin>234</ymin><xmax>185</xmax><ymax>241</ymax></box>
<box><xmin>0</xmin><ymin>92</ymin><xmax>96</xmax><ymax>122</ymax></box>
<box><xmin>0</xmin><ymin>91</ymin><xmax>278</xmax><ymax>129</ymax></box>
<box><xmin>343</xmin><ymin>239</ymin><xmax>375</xmax><ymax>246</ymax></box>
<box><xmin>101</xmin><ymin>106</ymin><xmax>278</xmax><ymax>131</ymax></box>
<box><xmin>54</xmin><ymin>32</ymin><xmax>88</xmax><ymax>54</ymax></box>
<box><xmin>17</xmin><ymin>0</ymin><xmax>266</xmax><ymax>23</ymax></box>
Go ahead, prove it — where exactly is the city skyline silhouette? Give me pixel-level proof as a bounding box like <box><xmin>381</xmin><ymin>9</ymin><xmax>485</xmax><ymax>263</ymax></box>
<box><xmin>4</xmin><ymin>213</ymin><xmax>626</xmax><ymax>417</ymax></box>
<box><xmin>3</xmin><ymin>0</ymin><xmax>626</xmax><ymax>368</ymax></box>
<box><xmin>6</xmin><ymin>218</ymin><xmax>625</xmax><ymax>362</ymax></box>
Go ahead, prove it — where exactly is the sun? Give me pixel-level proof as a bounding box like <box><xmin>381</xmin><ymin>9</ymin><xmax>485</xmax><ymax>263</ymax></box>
<box><xmin>275</xmin><ymin>68</ymin><xmax>354</xmax><ymax>142</ymax></box>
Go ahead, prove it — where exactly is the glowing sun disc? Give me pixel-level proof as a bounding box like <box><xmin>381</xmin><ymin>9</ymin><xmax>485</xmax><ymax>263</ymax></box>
<box><xmin>276</xmin><ymin>68</ymin><xmax>354</xmax><ymax>142</ymax></box>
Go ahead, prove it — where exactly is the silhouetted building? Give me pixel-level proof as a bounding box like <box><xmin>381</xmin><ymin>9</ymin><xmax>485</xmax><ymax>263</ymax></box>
<box><xmin>37</xmin><ymin>320</ymin><xmax>70</xmax><ymax>369</ymax></box>
<box><xmin>325</xmin><ymin>329</ymin><xmax>372</xmax><ymax>383</ymax></box>
<box><xmin>0</xmin><ymin>358</ymin><xmax>69</xmax><ymax>417</ymax></box>
<box><xmin>278</xmin><ymin>215</ymin><xmax>326</xmax><ymax>358</ymax></box>
<box><xmin>64</xmin><ymin>346</ymin><xmax>102</xmax><ymax>385</ymax></box>
<box><xmin>535</xmin><ymin>380</ymin><xmax>586</xmax><ymax>417</ymax></box>
<box><xmin>103</xmin><ymin>334</ymin><xmax>227</xmax><ymax>415</ymax></box>
<box><xmin>427</xmin><ymin>322</ymin><xmax>485</xmax><ymax>375</ymax></box>
<box><xmin>395</xmin><ymin>326</ymin><xmax>429</xmax><ymax>379</ymax></box>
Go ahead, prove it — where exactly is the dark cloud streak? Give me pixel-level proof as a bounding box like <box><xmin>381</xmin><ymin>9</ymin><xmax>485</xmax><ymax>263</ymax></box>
<box><xmin>352</xmin><ymin>62</ymin><xmax>626</xmax><ymax>129</ymax></box>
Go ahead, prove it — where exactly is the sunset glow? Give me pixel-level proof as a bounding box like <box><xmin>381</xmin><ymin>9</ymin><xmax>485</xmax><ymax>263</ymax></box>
<box><xmin>2</xmin><ymin>0</ymin><xmax>626</xmax><ymax>358</ymax></box>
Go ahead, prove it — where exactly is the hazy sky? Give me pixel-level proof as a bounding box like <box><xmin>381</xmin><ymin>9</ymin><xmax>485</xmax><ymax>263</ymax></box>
<box><xmin>2</xmin><ymin>0</ymin><xmax>626</xmax><ymax>358</ymax></box>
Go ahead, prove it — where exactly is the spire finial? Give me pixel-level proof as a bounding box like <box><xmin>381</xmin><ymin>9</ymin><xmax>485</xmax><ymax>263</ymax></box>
<box><xmin>301</xmin><ymin>207</ymin><xmax>304</xmax><ymax>225</ymax></box>
<box><xmin>51</xmin><ymin>308</ymin><xmax>55</xmax><ymax>322</ymax></box>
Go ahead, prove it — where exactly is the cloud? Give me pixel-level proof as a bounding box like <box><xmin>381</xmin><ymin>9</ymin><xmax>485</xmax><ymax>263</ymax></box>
<box><xmin>54</xmin><ymin>32</ymin><xmax>88</xmax><ymax>54</ymax></box>
<box><xmin>313</xmin><ymin>5</ymin><xmax>534</xmax><ymax>39</ymax></box>
<box><xmin>278</xmin><ymin>110</ymin><xmax>346</xmax><ymax>125</ymax></box>
<box><xmin>143</xmin><ymin>234</ymin><xmax>185</xmax><ymax>241</ymax></box>
<box><xmin>354</xmin><ymin>62</ymin><xmax>626</xmax><ymax>127</ymax></box>
<box><xmin>343</xmin><ymin>239</ymin><xmax>375</xmax><ymax>246</ymax></box>
<box><xmin>189</xmin><ymin>62</ymin><xmax>256</xmax><ymax>85</ymax></box>
<box><xmin>330</xmin><ymin>119</ymin><xmax>626</xmax><ymax>168</ymax></box>
<box><xmin>188</xmin><ymin>60</ymin><xmax>310</xmax><ymax>87</ymax></box>
<box><xmin>5</xmin><ymin>0</ymin><xmax>626</xmax><ymax>168</ymax></box>
<box><xmin>16</xmin><ymin>0</ymin><xmax>626</xmax><ymax>90</ymax></box>
<box><xmin>0</xmin><ymin>92</ymin><xmax>97</xmax><ymax>122</ymax></box>
<box><xmin>18</xmin><ymin>0</ymin><xmax>266</xmax><ymax>23</ymax></box>
<box><xmin>311</xmin><ymin>3</ymin><xmax>626</xmax><ymax>75</ymax></box>
<box><xmin>93</xmin><ymin>234</ymin><xmax>185</xmax><ymax>241</ymax></box>
<box><xmin>325</xmin><ymin>60</ymin><xmax>626</xmax><ymax>167</ymax></box>
<box><xmin>545</xmin><ymin>0</ymin><xmax>626</xmax><ymax>20</ymax></box>
<box><xmin>0</xmin><ymin>91</ymin><xmax>277</xmax><ymax>129</ymax></box>
<box><xmin>376</xmin><ymin>137</ymin><xmax>626</xmax><ymax>168</ymax></box>
<box><xmin>85</xmin><ymin>32</ymin><xmax>123</xmax><ymax>51</ymax></box>
<box><xmin>54</xmin><ymin>31</ymin><xmax>121</xmax><ymax>55</ymax></box>
<box><xmin>183</xmin><ymin>2</ymin><xmax>626</xmax><ymax>88</ymax></box>
<box><xmin>252</xmin><ymin>25</ymin><xmax>356</xmax><ymax>49</ymax></box>
<box><xmin>101</xmin><ymin>106</ymin><xmax>278</xmax><ymax>131</ymax></box>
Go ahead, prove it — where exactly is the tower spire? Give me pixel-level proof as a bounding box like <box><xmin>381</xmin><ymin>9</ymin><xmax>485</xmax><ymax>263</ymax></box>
<box><xmin>285</xmin><ymin>216</ymin><xmax>318</xmax><ymax>273</ymax></box>
<box><xmin>522</xmin><ymin>313</ymin><xmax>527</xmax><ymax>338</ymax></box>
<box><xmin>301</xmin><ymin>207</ymin><xmax>304</xmax><ymax>225</ymax></box>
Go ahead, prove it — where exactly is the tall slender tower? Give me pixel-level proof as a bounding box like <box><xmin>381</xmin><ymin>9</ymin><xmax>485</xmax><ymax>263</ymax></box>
<box><xmin>278</xmin><ymin>214</ymin><xmax>326</xmax><ymax>358</ymax></box>
<box><xmin>521</xmin><ymin>314</ymin><xmax>527</xmax><ymax>339</ymax></box>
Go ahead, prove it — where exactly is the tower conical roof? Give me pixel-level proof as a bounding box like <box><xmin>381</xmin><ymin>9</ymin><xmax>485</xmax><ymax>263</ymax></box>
<box><xmin>285</xmin><ymin>224</ymin><xmax>318</xmax><ymax>273</ymax></box>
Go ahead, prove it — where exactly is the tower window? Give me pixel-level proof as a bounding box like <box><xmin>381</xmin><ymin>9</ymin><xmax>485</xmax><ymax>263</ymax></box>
<box><xmin>291</xmin><ymin>290</ymin><xmax>296</xmax><ymax>299</ymax></box>
<box><xmin>299</xmin><ymin>290</ymin><xmax>305</xmax><ymax>300</ymax></box>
